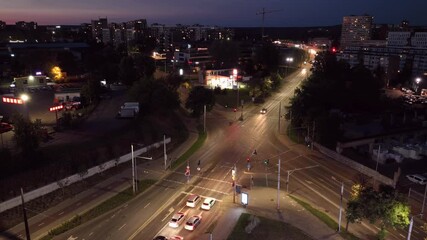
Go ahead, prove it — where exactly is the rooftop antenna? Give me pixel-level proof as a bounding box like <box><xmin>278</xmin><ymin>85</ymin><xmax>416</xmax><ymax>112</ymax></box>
<box><xmin>256</xmin><ymin>8</ymin><xmax>283</xmax><ymax>39</ymax></box>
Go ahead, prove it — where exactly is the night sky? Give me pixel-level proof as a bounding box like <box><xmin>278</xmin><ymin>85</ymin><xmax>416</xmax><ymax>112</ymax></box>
<box><xmin>1</xmin><ymin>0</ymin><xmax>426</xmax><ymax>27</ymax></box>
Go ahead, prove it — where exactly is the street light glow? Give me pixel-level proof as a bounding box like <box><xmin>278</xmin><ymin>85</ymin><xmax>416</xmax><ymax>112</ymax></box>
<box><xmin>20</xmin><ymin>94</ymin><xmax>30</xmax><ymax>102</ymax></box>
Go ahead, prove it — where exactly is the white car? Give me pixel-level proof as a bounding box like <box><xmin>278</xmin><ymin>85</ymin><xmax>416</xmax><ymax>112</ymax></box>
<box><xmin>169</xmin><ymin>212</ymin><xmax>185</xmax><ymax>228</ymax></box>
<box><xmin>406</xmin><ymin>174</ymin><xmax>427</xmax><ymax>185</ymax></box>
<box><xmin>185</xmin><ymin>215</ymin><xmax>201</xmax><ymax>231</ymax></box>
<box><xmin>201</xmin><ymin>197</ymin><xmax>216</xmax><ymax>210</ymax></box>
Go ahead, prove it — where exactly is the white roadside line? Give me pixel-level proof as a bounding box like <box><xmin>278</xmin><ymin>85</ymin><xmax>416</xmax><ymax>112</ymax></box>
<box><xmin>118</xmin><ymin>223</ymin><xmax>126</xmax><ymax>231</ymax></box>
<box><xmin>127</xmin><ymin>189</ymin><xmax>186</xmax><ymax>240</ymax></box>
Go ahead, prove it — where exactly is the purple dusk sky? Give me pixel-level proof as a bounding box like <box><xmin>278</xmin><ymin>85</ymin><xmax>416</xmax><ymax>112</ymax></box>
<box><xmin>0</xmin><ymin>0</ymin><xmax>426</xmax><ymax>27</ymax></box>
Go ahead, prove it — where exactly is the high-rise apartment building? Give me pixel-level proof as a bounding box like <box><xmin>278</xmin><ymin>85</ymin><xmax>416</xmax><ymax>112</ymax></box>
<box><xmin>340</xmin><ymin>15</ymin><xmax>373</xmax><ymax>48</ymax></box>
<box><xmin>91</xmin><ymin>18</ymin><xmax>108</xmax><ymax>43</ymax></box>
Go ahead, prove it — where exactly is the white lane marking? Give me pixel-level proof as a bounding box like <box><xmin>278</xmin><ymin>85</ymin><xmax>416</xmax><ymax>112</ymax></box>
<box><xmin>144</xmin><ymin>202</ymin><xmax>151</xmax><ymax>209</ymax></box>
<box><xmin>110</xmin><ymin>214</ymin><xmax>116</xmax><ymax>219</ymax></box>
<box><xmin>162</xmin><ymin>178</ymin><xmax>229</xmax><ymax>195</ymax></box>
<box><xmin>67</xmin><ymin>236</ymin><xmax>78</xmax><ymax>240</ymax></box>
<box><xmin>58</xmin><ymin>211</ymin><xmax>64</xmax><ymax>216</ymax></box>
<box><xmin>181</xmin><ymin>192</ymin><xmax>224</xmax><ymax>202</ymax></box>
<box><xmin>118</xmin><ymin>223</ymin><xmax>126</xmax><ymax>231</ymax></box>
<box><xmin>38</xmin><ymin>222</ymin><xmax>44</xmax><ymax>227</ymax></box>
<box><xmin>89</xmin><ymin>232</ymin><xmax>94</xmax><ymax>236</ymax></box>
<box><xmin>162</xmin><ymin>207</ymin><xmax>175</xmax><ymax>222</ymax></box>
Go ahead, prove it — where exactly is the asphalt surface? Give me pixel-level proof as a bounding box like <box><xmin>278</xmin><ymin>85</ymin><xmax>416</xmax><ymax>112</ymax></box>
<box><xmin>3</xmin><ymin>68</ymin><xmax>427</xmax><ymax>240</ymax></box>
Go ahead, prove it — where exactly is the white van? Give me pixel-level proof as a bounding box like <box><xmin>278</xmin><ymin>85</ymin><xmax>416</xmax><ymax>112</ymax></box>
<box><xmin>406</xmin><ymin>174</ymin><xmax>427</xmax><ymax>185</ymax></box>
<box><xmin>121</xmin><ymin>102</ymin><xmax>139</xmax><ymax>113</ymax></box>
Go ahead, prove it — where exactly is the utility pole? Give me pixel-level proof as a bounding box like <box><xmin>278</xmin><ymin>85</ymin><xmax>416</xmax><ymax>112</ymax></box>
<box><xmin>232</xmin><ymin>165</ymin><xmax>237</xmax><ymax>203</ymax></box>
<box><xmin>278</xmin><ymin>101</ymin><xmax>281</xmax><ymax>133</ymax></box>
<box><xmin>374</xmin><ymin>144</ymin><xmax>381</xmax><ymax>186</ymax></box>
<box><xmin>422</xmin><ymin>183</ymin><xmax>427</xmax><ymax>215</ymax></box>
<box><xmin>407</xmin><ymin>216</ymin><xmax>413</xmax><ymax>240</ymax></box>
<box><xmin>277</xmin><ymin>158</ymin><xmax>281</xmax><ymax>210</ymax></box>
<box><xmin>164</xmin><ymin>135</ymin><xmax>167</xmax><ymax>170</ymax></box>
<box><xmin>21</xmin><ymin>188</ymin><xmax>31</xmax><ymax>240</ymax></box>
<box><xmin>311</xmin><ymin>121</ymin><xmax>315</xmax><ymax>150</ymax></box>
<box><xmin>338</xmin><ymin>182</ymin><xmax>344</xmax><ymax>232</ymax></box>
<box><xmin>131</xmin><ymin>144</ymin><xmax>135</xmax><ymax>195</ymax></box>
<box><xmin>204</xmin><ymin>105</ymin><xmax>207</xmax><ymax>133</ymax></box>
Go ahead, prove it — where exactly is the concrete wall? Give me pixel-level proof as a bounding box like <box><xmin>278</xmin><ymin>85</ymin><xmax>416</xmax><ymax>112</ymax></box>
<box><xmin>0</xmin><ymin>138</ymin><xmax>171</xmax><ymax>213</ymax></box>
<box><xmin>314</xmin><ymin>142</ymin><xmax>395</xmax><ymax>187</ymax></box>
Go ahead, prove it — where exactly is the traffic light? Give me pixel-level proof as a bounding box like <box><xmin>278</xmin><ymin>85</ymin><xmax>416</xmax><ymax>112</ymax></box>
<box><xmin>263</xmin><ymin>159</ymin><xmax>269</xmax><ymax>165</ymax></box>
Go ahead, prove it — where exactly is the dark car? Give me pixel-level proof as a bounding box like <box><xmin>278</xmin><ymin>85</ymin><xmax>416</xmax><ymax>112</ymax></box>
<box><xmin>153</xmin><ymin>236</ymin><xmax>168</xmax><ymax>240</ymax></box>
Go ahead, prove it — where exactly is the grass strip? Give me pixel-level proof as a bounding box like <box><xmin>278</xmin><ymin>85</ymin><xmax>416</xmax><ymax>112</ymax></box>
<box><xmin>39</xmin><ymin>179</ymin><xmax>156</xmax><ymax>240</ymax></box>
<box><xmin>289</xmin><ymin>195</ymin><xmax>360</xmax><ymax>240</ymax></box>
<box><xmin>171</xmin><ymin>129</ymin><xmax>207</xmax><ymax>170</ymax></box>
<box><xmin>227</xmin><ymin>213</ymin><xmax>314</xmax><ymax>240</ymax></box>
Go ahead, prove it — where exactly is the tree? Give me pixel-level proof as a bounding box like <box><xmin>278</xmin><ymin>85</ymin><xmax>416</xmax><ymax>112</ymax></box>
<box><xmin>118</xmin><ymin>56</ymin><xmax>138</xmax><ymax>86</ymax></box>
<box><xmin>128</xmin><ymin>77</ymin><xmax>180</xmax><ymax>115</ymax></box>
<box><xmin>133</xmin><ymin>54</ymin><xmax>156</xmax><ymax>79</ymax></box>
<box><xmin>185</xmin><ymin>86</ymin><xmax>215</xmax><ymax>117</ymax></box>
<box><xmin>345</xmin><ymin>186</ymin><xmax>410</xmax><ymax>239</ymax></box>
<box><xmin>12</xmin><ymin>114</ymin><xmax>42</xmax><ymax>157</ymax></box>
<box><xmin>81</xmin><ymin>76</ymin><xmax>102</xmax><ymax>104</ymax></box>
<box><xmin>161</xmin><ymin>73</ymin><xmax>185</xmax><ymax>91</ymax></box>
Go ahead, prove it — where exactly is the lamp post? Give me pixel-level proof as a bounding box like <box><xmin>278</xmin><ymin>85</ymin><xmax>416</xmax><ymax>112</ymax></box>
<box><xmin>285</xmin><ymin>57</ymin><xmax>293</xmax><ymax>76</ymax></box>
<box><xmin>286</xmin><ymin>165</ymin><xmax>319</xmax><ymax>193</ymax></box>
<box><xmin>20</xmin><ymin>93</ymin><xmax>30</xmax><ymax>120</ymax></box>
<box><xmin>414</xmin><ymin>77</ymin><xmax>422</xmax><ymax>94</ymax></box>
<box><xmin>131</xmin><ymin>144</ymin><xmax>152</xmax><ymax>194</ymax></box>
<box><xmin>331</xmin><ymin>176</ymin><xmax>352</xmax><ymax>232</ymax></box>
<box><xmin>232</xmin><ymin>164</ymin><xmax>237</xmax><ymax>203</ymax></box>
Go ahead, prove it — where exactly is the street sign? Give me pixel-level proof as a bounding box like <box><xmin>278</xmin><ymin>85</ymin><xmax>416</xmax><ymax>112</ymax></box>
<box><xmin>241</xmin><ymin>192</ymin><xmax>248</xmax><ymax>206</ymax></box>
<box><xmin>185</xmin><ymin>165</ymin><xmax>190</xmax><ymax>176</ymax></box>
<box><xmin>2</xmin><ymin>96</ymin><xmax>23</xmax><ymax>105</ymax></box>
<box><xmin>49</xmin><ymin>105</ymin><xmax>63</xmax><ymax>112</ymax></box>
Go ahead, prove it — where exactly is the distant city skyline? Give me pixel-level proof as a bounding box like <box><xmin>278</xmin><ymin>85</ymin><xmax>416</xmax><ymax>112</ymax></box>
<box><xmin>1</xmin><ymin>0</ymin><xmax>426</xmax><ymax>27</ymax></box>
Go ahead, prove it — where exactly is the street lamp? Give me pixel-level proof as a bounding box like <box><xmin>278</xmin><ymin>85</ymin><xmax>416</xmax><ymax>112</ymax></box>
<box><xmin>131</xmin><ymin>144</ymin><xmax>152</xmax><ymax>194</ymax></box>
<box><xmin>331</xmin><ymin>176</ymin><xmax>352</xmax><ymax>232</ymax></box>
<box><xmin>414</xmin><ymin>77</ymin><xmax>422</xmax><ymax>94</ymax></box>
<box><xmin>285</xmin><ymin>57</ymin><xmax>293</xmax><ymax>76</ymax></box>
<box><xmin>20</xmin><ymin>94</ymin><xmax>30</xmax><ymax>120</ymax></box>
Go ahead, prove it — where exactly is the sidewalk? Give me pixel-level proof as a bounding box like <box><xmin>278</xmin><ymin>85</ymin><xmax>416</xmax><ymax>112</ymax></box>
<box><xmin>2</xmin><ymin>116</ymin><xmax>199</xmax><ymax>240</ymax></box>
<box><xmin>211</xmin><ymin>187</ymin><xmax>344</xmax><ymax>240</ymax></box>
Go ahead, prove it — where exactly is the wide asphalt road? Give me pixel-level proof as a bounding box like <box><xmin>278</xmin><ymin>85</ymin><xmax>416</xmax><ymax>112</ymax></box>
<box><xmin>53</xmin><ymin>67</ymin><xmax>424</xmax><ymax>240</ymax></box>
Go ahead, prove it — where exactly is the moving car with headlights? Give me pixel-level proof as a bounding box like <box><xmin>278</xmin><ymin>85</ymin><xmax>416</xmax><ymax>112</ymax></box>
<box><xmin>185</xmin><ymin>215</ymin><xmax>201</xmax><ymax>231</ymax></box>
<box><xmin>169</xmin><ymin>212</ymin><xmax>185</xmax><ymax>228</ymax></box>
<box><xmin>260</xmin><ymin>108</ymin><xmax>267</xmax><ymax>114</ymax></box>
<box><xmin>201</xmin><ymin>197</ymin><xmax>216</xmax><ymax>210</ymax></box>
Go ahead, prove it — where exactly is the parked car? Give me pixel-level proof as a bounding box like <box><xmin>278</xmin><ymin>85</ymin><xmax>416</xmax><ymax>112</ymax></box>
<box><xmin>169</xmin><ymin>236</ymin><xmax>184</xmax><ymax>240</ymax></box>
<box><xmin>169</xmin><ymin>212</ymin><xmax>185</xmax><ymax>228</ymax></box>
<box><xmin>186</xmin><ymin>194</ymin><xmax>201</xmax><ymax>208</ymax></box>
<box><xmin>153</xmin><ymin>236</ymin><xmax>168</xmax><ymax>240</ymax></box>
<box><xmin>201</xmin><ymin>197</ymin><xmax>216</xmax><ymax>210</ymax></box>
<box><xmin>406</xmin><ymin>174</ymin><xmax>427</xmax><ymax>185</ymax></box>
<box><xmin>185</xmin><ymin>215</ymin><xmax>201</xmax><ymax>231</ymax></box>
